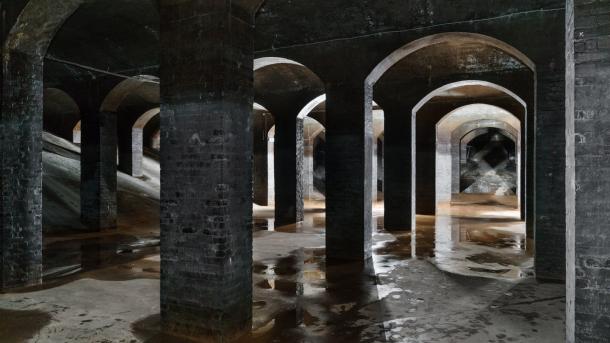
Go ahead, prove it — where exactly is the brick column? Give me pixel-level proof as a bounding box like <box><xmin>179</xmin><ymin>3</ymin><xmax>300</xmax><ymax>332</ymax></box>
<box><xmin>566</xmin><ymin>0</ymin><xmax>610</xmax><ymax>341</ymax></box>
<box><xmin>535</xmin><ymin>41</ymin><xmax>568</xmax><ymax>282</ymax></box>
<box><xmin>159</xmin><ymin>1</ymin><xmax>253</xmax><ymax>340</ymax></box>
<box><xmin>383</xmin><ymin>104</ymin><xmax>413</xmax><ymax>230</ymax></box>
<box><xmin>326</xmin><ymin>82</ymin><xmax>373</xmax><ymax>261</ymax></box>
<box><xmin>273</xmin><ymin>114</ymin><xmax>304</xmax><ymax>226</ymax></box>
<box><xmin>0</xmin><ymin>53</ymin><xmax>44</xmax><ymax>289</ymax></box>
<box><xmin>80</xmin><ymin>110</ymin><xmax>118</xmax><ymax>230</ymax></box>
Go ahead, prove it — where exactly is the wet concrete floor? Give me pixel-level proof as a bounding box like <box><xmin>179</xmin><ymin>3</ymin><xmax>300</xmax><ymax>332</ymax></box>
<box><xmin>0</xmin><ymin>195</ymin><xmax>564</xmax><ymax>342</ymax></box>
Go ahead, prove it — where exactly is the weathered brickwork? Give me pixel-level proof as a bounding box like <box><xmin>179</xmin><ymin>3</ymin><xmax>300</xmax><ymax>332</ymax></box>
<box><xmin>0</xmin><ymin>53</ymin><xmax>44</xmax><ymax>289</ymax></box>
<box><xmin>567</xmin><ymin>0</ymin><xmax>610</xmax><ymax>341</ymax></box>
<box><xmin>325</xmin><ymin>83</ymin><xmax>373</xmax><ymax>261</ymax></box>
<box><xmin>0</xmin><ymin>0</ymin><xmax>84</xmax><ymax>290</ymax></box>
<box><xmin>159</xmin><ymin>1</ymin><xmax>253</xmax><ymax>340</ymax></box>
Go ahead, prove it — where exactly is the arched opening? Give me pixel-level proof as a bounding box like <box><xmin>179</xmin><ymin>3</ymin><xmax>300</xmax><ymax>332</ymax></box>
<box><xmin>253</xmin><ymin>57</ymin><xmax>325</xmax><ymax>227</ymax></box>
<box><xmin>43</xmin><ymin>88</ymin><xmax>81</xmax><ymax>142</ymax></box>
<box><xmin>431</xmin><ymin>104</ymin><xmax>526</xmax><ymax>278</ymax></box>
<box><xmin>0</xmin><ymin>2</ymin><xmax>577</xmax><ymax>342</ymax></box>
<box><xmin>459</xmin><ymin>128</ymin><xmax>518</xmax><ymax>196</ymax></box>
<box><xmin>435</xmin><ymin>104</ymin><xmax>521</xmax><ymax>214</ymax></box>
<box><xmin>369</xmin><ymin>33</ymin><xmax>535</xmax><ymax>278</ymax></box>
<box><xmin>303</xmin><ymin>117</ymin><xmax>326</xmax><ymax>202</ymax></box>
<box><xmin>100</xmin><ymin>75</ymin><xmax>160</xmax><ymax>177</ymax></box>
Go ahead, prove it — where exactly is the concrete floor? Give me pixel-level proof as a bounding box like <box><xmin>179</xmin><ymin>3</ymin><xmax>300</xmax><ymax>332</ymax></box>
<box><xmin>0</xmin><ymin>200</ymin><xmax>564</xmax><ymax>343</ymax></box>
<box><xmin>0</xmin><ymin>137</ymin><xmax>564</xmax><ymax>342</ymax></box>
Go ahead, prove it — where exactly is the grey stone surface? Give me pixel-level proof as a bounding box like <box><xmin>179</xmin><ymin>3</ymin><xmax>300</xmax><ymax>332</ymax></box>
<box><xmin>567</xmin><ymin>0</ymin><xmax>610</xmax><ymax>341</ymax></box>
<box><xmin>0</xmin><ymin>53</ymin><xmax>44</xmax><ymax>289</ymax></box>
<box><xmin>159</xmin><ymin>1</ymin><xmax>254</xmax><ymax>340</ymax></box>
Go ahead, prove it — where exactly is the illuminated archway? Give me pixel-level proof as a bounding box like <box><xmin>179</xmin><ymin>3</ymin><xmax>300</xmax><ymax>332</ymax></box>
<box><xmin>436</xmin><ymin>104</ymin><xmax>520</xmax><ymax>214</ymax></box>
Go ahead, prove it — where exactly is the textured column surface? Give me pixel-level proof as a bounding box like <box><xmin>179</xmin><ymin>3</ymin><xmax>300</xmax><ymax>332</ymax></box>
<box><xmin>326</xmin><ymin>83</ymin><xmax>373</xmax><ymax>261</ymax></box>
<box><xmin>131</xmin><ymin>128</ymin><xmax>144</xmax><ymax>177</ymax></box>
<box><xmin>80</xmin><ymin>110</ymin><xmax>118</xmax><ymax>230</ymax></box>
<box><xmin>0</xmin><ymin>53</ymin><xmax>44</xmax><ymax>289</ymax></box>
<box><xmin>159</xmin><ymin>1</ymin><xmax>253</xmax><ymax>340</ymax></box>
<box><xmin>383</xmin><ymin>106</ymin><xmax>412</xmax><ymax>230</ymax></box>
<box><xmin>567</xmin><ymin>1</ymin><xmax>610</xmax><ymax>341</ymax></box>
<box><xmin>535</xmin><ymin>36</ymin><xmax>568</xmax><ymax>282</ymax></box>
<box><xmin>274</xmin><ymin>115</ymin><xmax>304</xmax><ymax>226</ymax></box>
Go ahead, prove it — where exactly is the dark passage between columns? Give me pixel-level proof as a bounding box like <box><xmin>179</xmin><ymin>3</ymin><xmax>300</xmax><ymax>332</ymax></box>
<box><xmin>326</xmin><ymin>83</ymin><xmax>373</xmax><ymax>261</ymax></box>
<box><xmin>567</xmin><ymin>0</ymin><xmax>610</xmax><ymax>341</ymax></box>
<box><xmin>159</xmin><ymin>1</ymin><xmax>253</xmax><ymax>340</ymax></box>
<box><xmin>382</xmin><ymin>103</ymin><xmax>413</xmax><ymax>231</ymax></box>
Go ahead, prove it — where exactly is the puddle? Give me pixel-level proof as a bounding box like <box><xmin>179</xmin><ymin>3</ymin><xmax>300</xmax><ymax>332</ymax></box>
<box><xmin>8</xmin><ymin>195</ymin><xmax>536</xmax><ymax>342</ymax></box>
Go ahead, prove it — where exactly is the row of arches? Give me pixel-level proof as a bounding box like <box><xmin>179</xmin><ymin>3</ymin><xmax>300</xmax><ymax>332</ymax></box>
<box><xmin>43</xmin><ymin>85</ymin><xmax>161</xmax><ymax>178</ymax></box>
<box><xmin>1</xmin><ymin>0</ymin><xmax>569</xmax><ymax>337</ymax></box>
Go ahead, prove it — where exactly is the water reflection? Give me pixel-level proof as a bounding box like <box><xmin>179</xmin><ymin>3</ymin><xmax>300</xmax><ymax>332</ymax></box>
<box><xmin>254</xmin><ymin>195</ymin><xmax>530</xmax><ymax>281</ymax></box>
<box><xmin>10</xmin><ymin>194</ymin><xmax>533</xmax><ymax>342</ymax></box>
<box><xmin>245</xmin><ymin>194</ymin><xmax>531</xmax><ymax>341</ymax></box>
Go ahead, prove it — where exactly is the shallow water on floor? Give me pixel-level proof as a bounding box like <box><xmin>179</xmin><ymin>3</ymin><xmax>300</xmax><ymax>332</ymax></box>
<box><xmin>2</xmin><ymin>194</ymin><xmax>542</xmax><ymax>343</ymax></box>
<box><xmin>255</xmin><ymin>195</ymin><xmax>531</xmax><ymax>281</ymax></box>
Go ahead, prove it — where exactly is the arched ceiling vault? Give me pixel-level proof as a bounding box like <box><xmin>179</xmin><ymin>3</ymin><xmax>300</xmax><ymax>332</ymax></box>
<box><xmin>254</xmin><ymin>61</ymin><xmax>325</xmax><ymax>118</ymax></box>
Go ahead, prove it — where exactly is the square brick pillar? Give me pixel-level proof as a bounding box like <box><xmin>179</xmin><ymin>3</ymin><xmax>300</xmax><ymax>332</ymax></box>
<box><xmin>325</xmin><ymin>83</ymin><xmax>373</xmax><ymax>261</ymax></box>
<box><xmin>274</xmin><ymin>115</ymin><xmax>304</xmax><ymax>226</ymax></box>
<box><xmin>80</xmin><ymin>110</ymin><xmax>118</xmax><ymax>230</ymax></box>
<box><xmin>383</xmin><ymin>105</ymin><xmax>413</xmax><ymax>231</ymax></box>
<box><xmin>0</xmin><ymin>52</ymin><xmax>44</xmax><ymax>289</ymax></box>
<box><xmin>566</xmin><ymin>0</ymin><xmax>610</xmax><ymax>341</ymax></box>
<box><xmin>159</xmin><ymin>1</ymin><xmax>253</xmax><ymax>340</ymax></box>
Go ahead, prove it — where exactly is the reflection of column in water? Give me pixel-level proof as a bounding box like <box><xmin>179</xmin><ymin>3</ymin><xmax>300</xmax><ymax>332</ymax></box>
<box><xmin>295</xmin><ymin>248</ymin><xmax>305</xmax><ymax>326</ymax></box>
<box><xmin>411</xmin><ymin>218</ymin><xmax>417</xmax><ymax>260</ymax></box>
